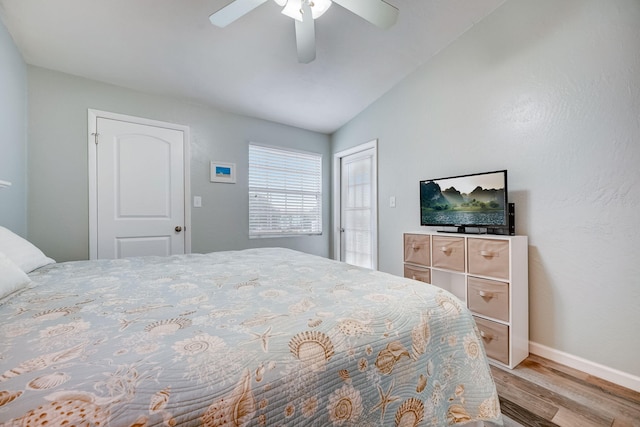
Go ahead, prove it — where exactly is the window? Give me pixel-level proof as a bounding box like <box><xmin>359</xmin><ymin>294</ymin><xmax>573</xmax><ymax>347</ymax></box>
<box><xmin>249</xmin><ymin>143</ymin><xmax>322</xmax><ymax>237</ymax></box>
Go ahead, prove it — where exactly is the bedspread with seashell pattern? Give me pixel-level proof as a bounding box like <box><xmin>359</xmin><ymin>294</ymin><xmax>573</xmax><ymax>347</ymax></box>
<box><xmin>0</xmin><ymin>248</ymin><xmax>503</xmax><ymax>426</ymax></box>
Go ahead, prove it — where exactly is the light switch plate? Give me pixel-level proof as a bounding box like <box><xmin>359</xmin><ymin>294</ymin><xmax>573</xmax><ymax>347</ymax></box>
<box><xmin>194</xmin><ymin>196</ymin><xmax>202</xmax><ymax>208</ymax></box>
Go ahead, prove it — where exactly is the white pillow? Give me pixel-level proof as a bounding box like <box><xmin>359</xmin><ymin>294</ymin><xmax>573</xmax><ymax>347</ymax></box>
<box><xmin>0</xmin><ymin>226</ymin><xmax>55</xmax><ymax>273</ymax></box>
<box><xmin>0</xmin><ymin>252</ymin><xmax>31</xmax><ymax>298</ymax></box>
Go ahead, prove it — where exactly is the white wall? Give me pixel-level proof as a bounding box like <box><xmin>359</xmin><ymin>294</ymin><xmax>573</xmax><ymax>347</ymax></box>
<box><xmin>332</xmin><ymin>0</ymin><xmax>640</xmax><ymax>378</ymax></box>
<box><xmin>0</xmin><ymin>19</ymin><xmax>27</xmax><ymax>235</ymax></box>
<box><xmin>27</xmin><ymin>66</ymin><xmax>331</xmax><ymax>262</ymax></box>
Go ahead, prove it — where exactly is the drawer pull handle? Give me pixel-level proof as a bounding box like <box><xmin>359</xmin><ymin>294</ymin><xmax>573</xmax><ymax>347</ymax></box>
<box><xmin>478</xmin><ymin>291</ymin><xmax>494</xmax><ymax>300</ymax></box>
<box><xmin>440</xmin><ymin>246</ymin><xmax>452</xmax><ymax>254</ymax></box>
<box><xmin>480</xmin><ymin>250</ymin><xmax>495</xmax><ymax>258</ymax></box>
<box><xmin>480</xmin><ymin>330</ymin><xmax>495</xmax><ymax>342</ymax></box>
<box><xmin>411</xmin><ymin>243</ymin><xmax>420</xmax><ymax>250</ymax></box>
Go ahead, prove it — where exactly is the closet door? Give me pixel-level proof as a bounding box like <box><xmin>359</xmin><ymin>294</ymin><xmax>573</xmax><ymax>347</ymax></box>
<box><xmin>90</xmin><ymin>113</ymin><xmax>188</xmax><ymax>259</ymax></box>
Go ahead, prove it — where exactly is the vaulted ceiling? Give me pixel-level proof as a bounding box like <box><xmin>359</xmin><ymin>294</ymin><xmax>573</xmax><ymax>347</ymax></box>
<box><xmin>0</xmin><ymin>0</ymin><xmax>506</xmax><ymax>133</ymax></box>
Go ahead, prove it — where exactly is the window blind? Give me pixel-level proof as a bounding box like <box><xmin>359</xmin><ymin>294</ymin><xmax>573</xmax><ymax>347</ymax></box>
<box><xmin>249</xmin><ymin>144</ymin><xmax>322</xmax><ymax>237</ymax></box>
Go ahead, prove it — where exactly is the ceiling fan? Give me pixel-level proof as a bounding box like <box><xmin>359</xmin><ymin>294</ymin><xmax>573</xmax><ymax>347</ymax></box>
<box><xmin>209</xmin><ymin>0</ymin><xmax>399</xmax><ymax>63</ymax></box>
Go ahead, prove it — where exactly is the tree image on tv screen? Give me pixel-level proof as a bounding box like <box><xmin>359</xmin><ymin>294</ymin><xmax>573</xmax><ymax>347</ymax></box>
<box><xmin>420</xmin><ymin>180</ymin><xmax>505</xmax><ymax>226</ymax></box>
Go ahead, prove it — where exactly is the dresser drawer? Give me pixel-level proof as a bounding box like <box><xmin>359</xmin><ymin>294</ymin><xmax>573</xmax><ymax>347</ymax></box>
<box><xmin>404</xmin><ymin>265</ymin><xmax>431</xmax><ymax>284</ymax></box>
<box><xmin>404</xmin><ymin>234</ymin><xmax>430</xmax><ymax>266</ymax></box>
<box><xmin>432</xmin><ymin>236</ymin><xmax>465</xmax><ymax>272</ymax></box>
<box><xmin>468</xmin><ymin>276</ymin><xmax>509</xmax><ymax>322</ymax></box>
<box><xmin>475</xmin><ymin>317</ymin><xmax>509</xmax><ymax>365</ymax></box>
<box><xmin>467</xmin><ymin>238</ymin><xmax>510</xmax><ymax>280</ymax></box>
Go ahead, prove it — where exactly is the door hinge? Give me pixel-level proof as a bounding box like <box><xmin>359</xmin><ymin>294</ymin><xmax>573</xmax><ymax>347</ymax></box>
<box><xmin>91</xmin><ymin>133</ymin><xmax>99</xmax><ymax>144</ymax></box>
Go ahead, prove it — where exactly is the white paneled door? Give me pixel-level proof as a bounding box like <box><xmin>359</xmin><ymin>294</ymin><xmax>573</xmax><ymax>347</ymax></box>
<box><xmin>89</xmin><ymin>112</ymin><xmax>189</xmax><ymax>259</ymax></box>
<box><xmin>335</xmin><ymin>142</ymin><xmax>377</xmax><ymax>269</ymax></box>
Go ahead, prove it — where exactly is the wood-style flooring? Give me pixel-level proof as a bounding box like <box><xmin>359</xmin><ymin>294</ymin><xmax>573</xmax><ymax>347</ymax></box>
<box><xmin>490</xmin><ymin>354</ymin><xmax>640</xmax><ymax>427</ymax></box>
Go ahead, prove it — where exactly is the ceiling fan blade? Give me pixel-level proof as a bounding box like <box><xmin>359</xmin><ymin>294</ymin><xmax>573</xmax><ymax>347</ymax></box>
<box><xmin>295</xmin><ymin>1</ymin><xmax>316</xmax><ymax>63</ymax></box>
<box><xmin>209</xmin><ymin>0</ymin><xmax>269</xmax><ymax>28</ymax></box>
<box><xmin>332</xmin><ymin>0</ymin><xmax>398</xmax><ymax>29</ymax></box>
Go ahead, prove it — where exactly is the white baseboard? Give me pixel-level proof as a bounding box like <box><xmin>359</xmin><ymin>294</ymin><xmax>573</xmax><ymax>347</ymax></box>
<box><xmin>529</xmin><ymin>341</ymin><xmax>640</xmax><ymax>393</ymax></box>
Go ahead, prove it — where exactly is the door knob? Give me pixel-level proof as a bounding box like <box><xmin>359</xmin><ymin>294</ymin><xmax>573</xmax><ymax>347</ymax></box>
<box><xmin>175</xmin><ymin>226</ymin><xmax>183</xmax><ymax>232</ymax></box>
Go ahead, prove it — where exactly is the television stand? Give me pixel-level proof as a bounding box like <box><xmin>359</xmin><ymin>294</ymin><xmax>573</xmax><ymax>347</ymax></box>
<box><xmin>403</xmin><ymin>231</ymin><xmax>529</xmax><ymax>368</ymax></box>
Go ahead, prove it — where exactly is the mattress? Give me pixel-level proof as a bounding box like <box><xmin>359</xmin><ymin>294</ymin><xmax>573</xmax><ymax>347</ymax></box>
<box><xmin>0</xmin><ymin>248</ymin><xmax>503</xmax><ymax>426</ymax></box>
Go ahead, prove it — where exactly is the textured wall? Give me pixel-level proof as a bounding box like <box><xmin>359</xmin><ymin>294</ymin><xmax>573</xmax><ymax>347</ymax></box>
<box><xmin>27</xmin><ymin>67</ymin><xmax>331</xmax><ymax>262</ymax></box>
<box><xmin>0</xmin><ymin>19</ymin><xmax>27</xmax><ymax>234</ymax></box>
<box><xmin>332</xmin><ymin>0</ymin><xmax>640</xmax><ymax>377</ymax></box>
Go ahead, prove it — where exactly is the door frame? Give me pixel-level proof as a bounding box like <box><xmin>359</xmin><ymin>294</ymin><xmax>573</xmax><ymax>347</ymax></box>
<box><xmin>332</xmin><ymin>139</ymin><xmax>378</xmax><ymax>269</ymax></box>
<box><xmin>88</xmin><ymin>109</ymin><xmax>192</xmax><ymax>260</ymax></box>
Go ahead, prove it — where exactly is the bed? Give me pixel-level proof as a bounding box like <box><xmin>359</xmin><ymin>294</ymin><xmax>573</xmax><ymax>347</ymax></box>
<box><xmin>0</xmin><ymin>232</ymin><xmax>503</xmax><ymax>426</ymax></box>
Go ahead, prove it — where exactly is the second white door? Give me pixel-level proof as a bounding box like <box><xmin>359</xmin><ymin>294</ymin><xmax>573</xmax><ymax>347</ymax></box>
<box><xmin>338</xmin><ymin>144</ymin><xmax>377</xmax><ymax>269</ymax></box>
<box><xmin>93</xmin><ymin>115</ymin><xmax>187</xmax><ymax>259</ymax></box>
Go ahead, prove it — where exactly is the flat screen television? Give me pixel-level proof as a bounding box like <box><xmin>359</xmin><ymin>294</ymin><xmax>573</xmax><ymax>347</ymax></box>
<box><xmin>420</xmin><ymin>170</ymin><xmax>511</xmax><ymax>234</ymax></box>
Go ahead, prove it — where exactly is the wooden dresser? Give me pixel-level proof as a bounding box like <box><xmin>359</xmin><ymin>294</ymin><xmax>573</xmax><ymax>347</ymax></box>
<box><xmin>403</xmin><ymin>232</ymin><xmax>528</xmax><ymax>369</ymax></box>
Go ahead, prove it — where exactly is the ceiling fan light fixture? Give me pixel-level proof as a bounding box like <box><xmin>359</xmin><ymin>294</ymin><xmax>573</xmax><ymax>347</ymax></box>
<box><xmin>281</xmin><ymin>0</ymin><xmax>303</xmax><ymax>21</ymax></box>
<box><xmin>310</xmin><ymin>0</ymin><xmax>332</xmax><ymax>19</ymax></box>
<box><xmin>281</xmin><ymin>0</ymin><xmax>331</xmax><ymax>21</ymax></box>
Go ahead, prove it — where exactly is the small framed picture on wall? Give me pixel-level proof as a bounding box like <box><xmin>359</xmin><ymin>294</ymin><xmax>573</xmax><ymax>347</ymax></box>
<box><xmin>210</xmin><ymin>161</ymin><xmax>236</xmax><ymax>184</ymax></box>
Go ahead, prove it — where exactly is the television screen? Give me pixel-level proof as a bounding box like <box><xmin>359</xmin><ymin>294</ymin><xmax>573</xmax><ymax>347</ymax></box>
<box><xmin>420</xmin><ymin>170</ymin><xmax>508</xmax><ymax>229</ymax></box>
